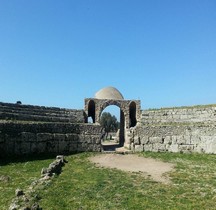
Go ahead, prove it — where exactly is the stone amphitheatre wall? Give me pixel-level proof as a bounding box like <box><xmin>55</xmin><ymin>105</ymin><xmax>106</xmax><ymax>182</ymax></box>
<box><xmin>0</xmin><ymin>102</ymin><xmax>84</xmax><ymax>123</ymax></box>
<box><xmin>0</xmin><ymin>102</ymin><xmax>101</xmax><ymax>157</ymax></box>
<box><xmin>1</xmin><ymin>101</ymin><xmax>216</xmax><ymax>156</ymax></box>
<box><xmin>141</xmin><ymin>106</ymin><xmax>216</xmax><ymax>124</ymax></box>
<box><xmin>130</xmin><ymin>105</ymin><xmax>216</xmax><ymax>154</ymax></box>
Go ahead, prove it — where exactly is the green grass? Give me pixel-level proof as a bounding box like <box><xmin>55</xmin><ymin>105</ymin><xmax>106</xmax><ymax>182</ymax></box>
<box><xmin>1</xmin><ymin>152</ymin><xmax>216</xmax><ymax>209</ymax></box>
<box><xmin>0</xmin><ymin>155</ymin><xmax>55</xmax><ymax>209</ymax></box>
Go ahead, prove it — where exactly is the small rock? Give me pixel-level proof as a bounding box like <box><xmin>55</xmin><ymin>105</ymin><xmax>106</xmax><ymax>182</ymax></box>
<box><xmin>15</xmin><ymin>188</ymin><xmax>24</xmax><ymax>196</ymax></box>
<box><xmin>0</xmin><ymin>175</ymin><xmax>10</xmax><ymax>182</ymax></box>
<box><xmin>22</xmin><ymin>206</ymin><xmax>31</xmax><ymax>210</ymax></box>
<box><xmin>41</xmin><ymin>168</ymin><xmax>47</xmax><ymax>176</ymax></box>
<box><xmin>9</xmin><ymin>203</ymin><xmax>19</xmax><ymax>210</ymax></box>
<box><xmin>31</xmin><ymin>202</ymin><xmax>42</xmax><ymax>210</ymax></box>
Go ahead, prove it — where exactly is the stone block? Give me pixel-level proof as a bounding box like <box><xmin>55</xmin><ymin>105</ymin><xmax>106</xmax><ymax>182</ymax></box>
<box><xmin>77</xmin><ymin>143</ymin><xmax>88</xmax><ymax>152</ymax></box>
<box><xmin>14</xmin><ymin>142</ymin><xmax>22</xmax><ymax>155</ymax></box>
<box><xmin>164</xmin><ymin>136</ymin><xmax>171</xmax><ymax>144</ymax></box>
<box><xmin>37</xmin><ymin>133</ymin><xmax>53</xmax><ymax>142</ymax></box>
<box><xmin>77</xmin><ymin>134</ymin><xmax>84</xmax><ymax>143</ymax></box>
<box><xmin>5</xmin><ymin>137</ymin><xmax>15</xmax><ymax>154</ymax></box>
<box><xmin>0</xmin><ymin>134</ymin><xmax>4</xmax><ymax>143</ymax></box>
<box><xmin>134</xmin><ymin>144</ymin><xmax>143</xmax><ymax>152</ymax></box>
<box><xmin>134</xmin><ymin>136</ymin><xmax>140</xmax><ymax>145</ymax></box>
<box><xmin>46</xmin><ymin>141</ymin><xmax>58</xmax><ymax>153</ymax></box>
<box><xmin>140</xmin><ymin>136</ymin><xmax>149</xmax><ymax>144</ymax></box>
<box><xmin>30</xmin><ymin>142</ymin><xmax>38</xmax><ymax>154</ymax></box>
<box><xmin>194</xmin><ymin>144</ymin><xmax>206</xmax><ymax>153</ymax></box>
<box><xmin>95</xmin><ymin>136</ymin><xmax>101</xmax><ymax>144</ymax></box>
<box><xmin>37</xmin><ymin>142</ymin><xmax>46</xmax><ymax>153</ymax></box>
<box><xmin>152</xmin><ymin>143</ymin><xmax>166</xmax><ymax>152</ymax></box>
<box><xmin>54</xmin><ymin>134</ymin><xmax>65</xmax><ymax>141</ymax></box>
<box><xmin>176</xmin><ymin>135</ymin><xmax>185</xmax><ymax>145</ymax></box>
<box><xmin>69</xmin><ymin>143</ymin><xmax>78</xmax><ymax>152</ymax></box>
<box><xmin>143</xmin><ymin>144</ymin><xmax>152</xmax><ymax>152</ymax></box>
<box><xmin>66</xmin><ymin>134</ymin><xmax>79</xmax><ymax>142</ymax></box>
<box><xmin>0</xmin><ymin>143</ymin><xmax>5</xmax><ymax>157</ymax></box>
<box><xmin>190</xmin><ymin>135</ymin><xmax>200</xmax><ymax>145</ymax></box>
<box><xmin>179</xmin><ymin>145</ymin><xmax>193</xmax><ymax>153</ymax></box>
<box><xmin>149</xmin><ymin>137</ymin><xmax>162</xmax><ymax>144</ymax></box>
<box><xmin>169</xmin><ymin>144</ymin><xmax>179</xmax><ymax>153</ymax></box>
<box><xmin>20</xmin><ymin>142</ymin><xmax>31</xmax><ymax>155</ymax></box>
<box><xmin>21</xmin><ymin>132</ymin><xmax>36</xmax><ymax>142</ymax></box>
<box><xmin>58</xmin><ymin>141</ymin><xmax>68</xmax><ymax>153</ymax></box>
<box><xmin>86</xmin><ymin>135</ymin><xmax>94</xmax><ymax>144</ymax></box>
<box><xmin>93</xmin><ymin>144</ymin><xmax>102</xmax><ymax>152</ymax></box>
<box><xmin>204</xmin><ymin>136</ymin><xmax>216</xmax><ymax>154</ymax></box>
<box><xmin>183</xmin><ymin>135</ymin><xmax>191</xmax><ymax>144</ymax></box>
<box><xmin>171</xmin><ymin>136</ymin><xmax>178</xmax><ymax>144</ymax></box>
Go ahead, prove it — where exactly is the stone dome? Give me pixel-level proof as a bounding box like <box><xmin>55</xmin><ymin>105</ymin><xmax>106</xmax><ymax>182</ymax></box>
<box><xmin>95</xmin><ymin>87</ymin><xmax>124</xmax><ymax>100</ymax></box>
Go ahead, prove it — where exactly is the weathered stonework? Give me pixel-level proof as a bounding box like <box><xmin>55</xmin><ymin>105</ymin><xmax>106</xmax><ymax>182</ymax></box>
<box><xmin>85</xmin><ymin>98</ymin><xmax>141</xmax><ymax>127</ymax></box>
<box><xmin>84</xmin><ymin>98</ymin><xmax>141</xmax><ymax>147</ymax></box>
<box><xmin>141</xmin><ymin>106</ymin><xmax>216</xmax><ymax>124</ymax></box>
<box><xmin>130</xmin><ymin>105</ymin><xmax>216</xmax><ymax>154</ymax></box>
<box><xmin>0</xmin><ymin>102</ymin><xmax>102</xmax><ymax>157</ymax></box>
<box><xmin>1</xmin><ymin>87</ymin><xmax>216</xmax><ymax>156</ymax></box>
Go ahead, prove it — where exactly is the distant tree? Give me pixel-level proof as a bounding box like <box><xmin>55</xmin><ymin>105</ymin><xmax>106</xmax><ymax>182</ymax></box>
<box><xmin>16</xmin><ymin>101</ymin><xmax>22</xmax><ymax>105</ymax></box>
<box><xmin>100</xmin><ymin>112</ymin><xmax>119</xmax><ymax>139</ymax></box>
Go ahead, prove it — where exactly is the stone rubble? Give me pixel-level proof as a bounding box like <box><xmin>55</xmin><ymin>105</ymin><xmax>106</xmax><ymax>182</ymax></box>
<box><xmin>8</xmin><ymin>155</ymin><xmax>67</xmax><ymax>210</ymax></box>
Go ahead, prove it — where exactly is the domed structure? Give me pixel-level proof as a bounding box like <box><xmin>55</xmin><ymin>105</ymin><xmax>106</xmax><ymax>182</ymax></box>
<box><xmin>95</xmin><ymin>86</ymin><xmax>124</xmax><ymax>100</ymax></box>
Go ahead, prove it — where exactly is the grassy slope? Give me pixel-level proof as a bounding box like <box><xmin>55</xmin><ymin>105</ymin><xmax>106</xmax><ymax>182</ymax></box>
<box><xmin>1</xmin><ymin>152</ymin><xmax>216</xmax><ymax>209</ymax></box>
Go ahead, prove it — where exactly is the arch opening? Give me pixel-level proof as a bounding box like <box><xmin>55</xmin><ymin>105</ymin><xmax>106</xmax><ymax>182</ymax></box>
<box><xmin>129</xmin><ymin>101</ymin><xmax>137</xmax><ymax>127</ymax></box>
<box><xmin>87</xmin><ymin>100</ymin><xmax>95</xmax><ymax>123</ymax></box>
<box><xmin>99</xmin><ymin>105</ymin><xmax>125</xmax><ymax>150</ymax></box>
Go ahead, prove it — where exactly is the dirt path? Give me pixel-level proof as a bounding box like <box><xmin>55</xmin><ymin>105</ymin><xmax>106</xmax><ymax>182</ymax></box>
<box><xmin>89</xmin><ymin>154</ymin><xmax>175</xmax><ymax>184</ymax></box>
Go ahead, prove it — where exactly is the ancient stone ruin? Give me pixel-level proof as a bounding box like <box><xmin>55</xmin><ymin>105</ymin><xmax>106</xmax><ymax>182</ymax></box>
<box><xmin>0</xmin><ymin>86</ymin><xmax>216</xmax><ymax>157</ymax></box>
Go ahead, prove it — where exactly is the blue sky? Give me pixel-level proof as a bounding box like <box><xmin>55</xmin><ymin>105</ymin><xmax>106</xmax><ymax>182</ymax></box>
<box><xmin>0</xmin><ymin>0</ymin><xmax>216</xmax><ymax>111</ymax></box>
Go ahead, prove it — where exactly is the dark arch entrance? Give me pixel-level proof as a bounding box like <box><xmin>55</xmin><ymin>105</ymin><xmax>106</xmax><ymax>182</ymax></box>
<box><xmin>129</xmin><ymin>101</ymin><xmax>137</xmax><ymax>127</ymax></box>
<box><xmin>87</xmin><ymin>100</ymin><xmax>95</xmax><ymax>123</ymax></box>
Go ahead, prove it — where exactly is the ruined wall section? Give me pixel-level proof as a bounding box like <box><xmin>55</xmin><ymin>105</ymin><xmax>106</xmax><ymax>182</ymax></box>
<box><xmin>0</xmin><ymin>122</ymin><xmax>101</xmax><ymax>157</ymax></box>
<box><xmin>130</xmin><ymin>124</ymin><xmax>216</xmax><ymax>154</ymax></box>
<box><xmin>0</xmin><ymin>102</ymin><xmax>101</xmax><ymax>157</ymax></box>
<box><xmin>131</xmin><ymin>105</ymin><xmax>216</xmax><ymax>154</ymax></box>
<box><xmin>142</xmin><ymin>106</ymin><xmax>216</xmax><ymax>124</ymax></box>
<box><xmin>0</xmin><ymin>102</ymin><xmax>84</xmax><ymax>123</ymax></box>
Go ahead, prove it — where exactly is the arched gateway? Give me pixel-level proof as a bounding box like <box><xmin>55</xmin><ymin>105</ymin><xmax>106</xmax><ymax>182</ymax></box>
<box><xmin>84</xmin><ymin>87</ymin><xmax>141</xmax><ymax>149</ymax></box>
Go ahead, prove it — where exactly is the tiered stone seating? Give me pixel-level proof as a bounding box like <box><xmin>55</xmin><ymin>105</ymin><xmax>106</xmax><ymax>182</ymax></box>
<box><xmin>0</xmin><ymin>102</ymin><xmax>84</xmax><ymax>123</ymax></box>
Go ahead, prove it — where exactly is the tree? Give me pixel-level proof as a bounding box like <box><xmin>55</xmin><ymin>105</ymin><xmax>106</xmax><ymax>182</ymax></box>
<box><xmin>100</xmin><ymin>112</ymin><xmax>119</xmax><ymax>139</ymax></box>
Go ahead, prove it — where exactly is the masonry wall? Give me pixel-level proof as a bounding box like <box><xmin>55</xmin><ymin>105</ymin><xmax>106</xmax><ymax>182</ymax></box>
<box><xmin>0</xmin><ymin>102</ymin><xmax>85</xmax><ymax>123</ymax></box>
<box><xmin>131</xmin><ymin>105</ymin><xmax>216</xmax><ymax>154</ymax></box>
<box><xmin>0</xmin><ymin>122</ymin><xmax>101</xmax><ymax>157</ymax></box>
<box><xmin>141</xmin><ymin>106</ymin><xmax>216</xmax><ymax>124</ymax></box>
<box><xmin>0</xmin><ymin>102</ymin><xmax>101</xmax><ymax>157</ymax></box>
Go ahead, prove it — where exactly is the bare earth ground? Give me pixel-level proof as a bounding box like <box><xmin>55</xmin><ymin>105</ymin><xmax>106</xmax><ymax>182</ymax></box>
<box><xmin>89</xmin><ymin>154</ymin><xmax>175</xmax><ymax>184</ymax></box>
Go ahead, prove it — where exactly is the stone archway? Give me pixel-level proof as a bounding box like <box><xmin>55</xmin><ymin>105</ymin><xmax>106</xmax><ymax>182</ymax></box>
<box><xmin>84</xmin><ymin>87</ymin><xmax>141</xmax><ymax>149</ymax></box>
<box><xmin>98</xmin><ymin>102</ymin><xmax>125</xmax><ymax>147</ymax></box>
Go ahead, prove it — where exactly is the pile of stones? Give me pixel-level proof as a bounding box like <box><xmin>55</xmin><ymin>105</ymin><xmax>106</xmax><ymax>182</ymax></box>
<box><xmin>9</xmin><ymin>155</ymin><xmax>67</xmax><ymax>210</ymax></box>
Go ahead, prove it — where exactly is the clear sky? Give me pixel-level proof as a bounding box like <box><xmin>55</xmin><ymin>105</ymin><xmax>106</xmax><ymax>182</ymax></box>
<box><xmin>0</xmin><ymin>0</ymin><xmax>216</xmax><ymax>110</ymax></box>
